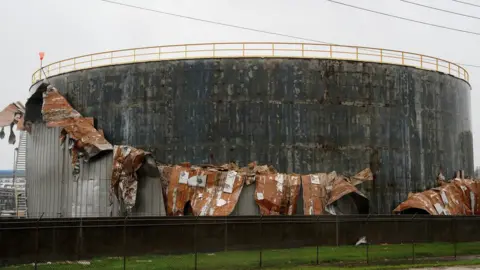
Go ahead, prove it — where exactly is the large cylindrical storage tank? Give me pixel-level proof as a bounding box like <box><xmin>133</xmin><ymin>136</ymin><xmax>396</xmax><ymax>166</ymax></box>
<box><xmin>25</xmin><ymin>43</ymin><xmax>473</xmax><ymax>214</ymax></box>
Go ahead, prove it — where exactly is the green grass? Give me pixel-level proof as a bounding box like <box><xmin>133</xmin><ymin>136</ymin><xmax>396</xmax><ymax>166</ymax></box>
<box><xmin>3</xmin><ymin>242</ymin><xmax>480</xmax><ymax>269</ymax></box>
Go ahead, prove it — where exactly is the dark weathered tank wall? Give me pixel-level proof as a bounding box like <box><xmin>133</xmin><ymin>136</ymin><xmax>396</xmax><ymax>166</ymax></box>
<box><xmin>38</xmin><ymin>58</ymin><xmax>473</xmax><ymax>213</ymax></box>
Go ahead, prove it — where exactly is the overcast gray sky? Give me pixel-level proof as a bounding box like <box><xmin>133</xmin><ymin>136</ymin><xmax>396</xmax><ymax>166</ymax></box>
<box><xmin>0</xmin><ymin>0</ymin><xmax>479</xmax><ymax>170</ymax></box>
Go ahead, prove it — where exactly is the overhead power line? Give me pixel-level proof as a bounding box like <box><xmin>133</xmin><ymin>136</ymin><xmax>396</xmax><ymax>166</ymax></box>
<box><xmin>99</xmin><ymin>0</ymin><xmax>330</xmax><ymax>44</ymax></box>
<box><xmin>100</xmin><ymin>0</ymin><xmax>480</xmax><ymax>70</ymax></box>
<box><xmin>327</xmin><ymin>0</ymin><xmax>480</xmax><ymax>36</ymax></box>
<box><xmin>453</xmin><ymin>0</ymin><xmax>480</xmax><ymax>8</ymax></box>
<box><xmin>400</xmin><ymin>0</ymin><xmax>480</xmax><ymax>20</ymax></box>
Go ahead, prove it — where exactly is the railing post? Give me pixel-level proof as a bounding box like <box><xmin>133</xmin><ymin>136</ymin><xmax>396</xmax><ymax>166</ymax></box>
<box><xmin>302</xmin><ymin>44</ymin><xmax>304</xmax><ymax>57</ymax></box>
<box><xmin>242</xmin><ymin>43</ymin><xmax>245</xmax><ymax>56</ymax></box>
<box><xmin>74</xmin><ymin>58</ymin><xmax>76</xmax><ymax>70</ymax></box>
<box><xmin>185</xmin><ymin>45</ymin><xmax>187</xmax><ymax>58</ymax></box>
<box><xmin>420</xmin><ymin>55</ymin><xmax>423</xmax><ymax>68</ymax></box>
<box><xmin>90</xmin><ymin>55</ymin><xmax>93</xmax><ymax>68</ymax></box>
<box><xmin>272</xmin><ymin>43</ymin><xmax>275</xmax><ymax>56</ymax></box>
<box><xmin>402</xmin><ymin>52</ymin><xmax>404</xmax><ymax>65</ymax></box>
<box><xmin>380</xmin><ymin>49</ymin><xmax>383</xmax><ymax>62</ymax></box>
<box><xmin>133</xmin><ymin>50</ymin><xmax>136</xmax><ymax>62</ymax></box>
<box><xmin>59</xmin><ymin>62</ymin><xmax>62</xmax><ymax>74</ymax></box>
<box><xmin>436</xmin><ymin>59</ymin><xmax>439</xmax><ymax>71</ymax></box>
<box><xmin>158</xmin><ymin>47</ymin><xmax>161</xmax><ymax>60</ymax></box>
<box><xmin>356</xmin><ymin>47</ymin><xmax>359</xmax><ymax>60</ymax></box>
<box><xmin>329</xmin><ymin>45</ymin><xmax>332</xmax><ymax>58</ymax></box>
<box><xmin>449</xmin><ymin>62</ymin><xmax>451</xmax><ymax>74</ymax></box>
<box><xmin>213</xmin><ymin>44</ymin><xmax>216</xmax><ymax>58</ymax></box>
<box><xmin>458</xmin><ymin>67</ymin><xmax>460</xmax><ymax>77</ymax></box>
<box><xmin>111</xmin><ymin>52</ymin><xmax>113</xmax><ymax>64</ymax></box>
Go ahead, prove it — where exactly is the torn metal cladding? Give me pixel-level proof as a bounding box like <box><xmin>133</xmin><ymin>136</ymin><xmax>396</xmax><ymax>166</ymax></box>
<box><xmin>111</xmin><ymin>145</ymin><xmax>148</xmax><ymax>213</ymax></box>
<box><xmin>41</xmin><ymin>86</ymin><xmax>81</xmax><ymax>122</ymax></box>
<box><xmin>159</xmin><ymin>162</ymin><xmax>372</xmax><ymax>216</ymax></box>
<box><xmin>0</xmin><ymin>102</ymin><xmax>25</xmax><ymax>144</ymax></box>
<box><xmin>393</xmin><ymin>177</ymin><xmax>480</xmax><ymax>215</ymax></box>
<box><xmin>302</xmin><ymin>168</ymin><xmax>372</xmax><ymax>215</ymax></box>
<box><xmin>255</xmin><ymin>173</ymin><xmax>301</xmax><ymax>215</ymax></box>
<box><xmin>160</xmin><ymin>163</ymin><xmax>246</xmax><ymax>216</ymax></box>
<box><xmin>41</xmin><ymin>86</ymin><xmax>112</xmax><ymax>160</ymax></box>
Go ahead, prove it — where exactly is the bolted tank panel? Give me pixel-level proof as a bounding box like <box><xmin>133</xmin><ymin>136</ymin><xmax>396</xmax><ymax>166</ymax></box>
<box><xmin>36</xmin><ymin>58</ymin><xmax>473</xmax><ymax>213</ymax></box>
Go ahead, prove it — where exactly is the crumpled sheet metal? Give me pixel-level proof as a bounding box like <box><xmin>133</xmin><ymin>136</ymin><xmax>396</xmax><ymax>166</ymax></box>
<box><xmin>191</xmin><ymin>169</ymin><xmax>245</xmax><ymax>216</ymax></box>
<box><xmin>0</xmin><ymin>102</ymin><xmax>25</xmax><ymax>144</ymax></box>
<box><xmin>393</xmin><ymin>178</ymin><xmax>480</xmax><ymax>215</ymax></box>
<box><xmin>238</xmin><ymin>161</ymin><xmax>277</xmax><ymax>185</ymax></box>
<box><xmin>0</xmin><ymin>102</ymin><xmax>25</xmax><ymax>127</ymax></box>
<box><xmin>41</xmin><ymin>86</ymin><xmax>81</xmax><ymax>122</ymax></box>
<box><xmin>254</xmin><ymin>173</ymin><xmax>301</xmax><ymax>215</ymax></box>
<box><xmin>111</xmin><ymin>145</ymin><xmax>147</xmax><ymax>213</ymax></box>
<box><xmin>42</xmin><ymin>86</ymin><xmax>112</xmax><ymax>160</ymax></box>
<box><xmin>160</xmin><ymin>164</ymin><xmax>245</xmax><ymax>216</ymax></box>
<box><xmin>301</xmin><ymin>168</ymin><xmax>372</xmax><ymax>215</ymax></box>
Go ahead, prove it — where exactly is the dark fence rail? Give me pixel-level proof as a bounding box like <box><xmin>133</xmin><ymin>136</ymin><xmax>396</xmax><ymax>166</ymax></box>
<box><xmin>1</xmin><ymin>215</ymin><xmax>480</xmax><ymax>268</ymax></box>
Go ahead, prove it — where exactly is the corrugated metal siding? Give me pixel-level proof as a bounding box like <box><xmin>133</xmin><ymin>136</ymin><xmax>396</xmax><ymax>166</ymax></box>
<box><xmin>26</xmin><ymin>124</ymin><xmax>63</xmax><ymax>218</ymax></box>
<box><xmin>26</xmin><ymin>123</ymin><xmax>166</xmax><ymax>217</ymax></box>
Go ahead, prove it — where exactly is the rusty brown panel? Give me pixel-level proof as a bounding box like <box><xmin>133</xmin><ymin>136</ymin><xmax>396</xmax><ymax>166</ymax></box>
<box><xmin>164</xmin><ymin>165</ymin><xmax>195</xmax><ymax>216</ymax></box>
<box><xmin>111</xmin><ymin>145</ymin><xmax>148</xmax><ymax>212</ymax></box>
<box><xmin>190</xmin><ymin>170</ymin><xmax>245</xmax><ymax>216</ymax></box>
<box><xmin>301</xmin><ymin>169</ymin><xmax>371</xmax><ymax>215</ymax></box>
<box><xmin>41</xmin><ymin>87</ymin><xmax>81</xmax><ymax>122</ymax></box>
<box><xmin>393</xmin><ymin>178</ymin><xmax>480</xmax><ymax>215</ymax></box>
<box><xmin>254</xmin><ymin>174</ymin><xmax>301</xmax><ymax>215</ymax></box>
<box><xmin>162</xmin><ymin>164</ymin><xmax>246</xmax><ymax>216</ymax></box>
<box><xmin>41</xmin><ymin>87</ymin><xmax>112</xmax><ymax>159</ymax></box>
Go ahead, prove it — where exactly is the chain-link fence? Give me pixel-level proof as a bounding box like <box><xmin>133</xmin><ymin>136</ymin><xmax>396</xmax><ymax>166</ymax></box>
<box><xmin>1</xmin><ymin>215</ymin><xmax>480</xmax><ymax>269</ymax></box>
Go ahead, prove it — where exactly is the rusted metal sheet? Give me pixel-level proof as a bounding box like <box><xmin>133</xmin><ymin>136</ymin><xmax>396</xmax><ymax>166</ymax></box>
<box><xmin>111</xmin><ymin>145</ymin><xmax>148</xmax><ymax>213</ymax></box>
<box><xmin>41</xmin><ymin>86</ymin><xmax>112</xmax><ymax>160</ymax></box>
<box><xmin>393</xmin><ymin>178</ymin><xmax>480</xmax><ymax>215</ymax></box>
<box><xmin>190</xmin><ymin>169</ymin><xmax>245</xmax><ymax>216</ymax></box>
<box><xmin>41</xmin><ymin>86</ymin><xmax>81</xmax><ymax>122</ymax></box>
<box><xmin>160</xmin><ymin>163</ymin><xmax>248</xmax><ymax>216</ymax></box>
<box><xmin>0</xmin><ymin>102</ymin><xmax>25</xmax><ymax>144</ymax></box>
<box><xmin>301</xmin><ymin>168</ymin><xmax>372</xmax><ymax>215</ymax></box>
<box><xmin>254</xmin><ymin>174</ymin><xmax>301</xmax><ymax>215</ymax></box>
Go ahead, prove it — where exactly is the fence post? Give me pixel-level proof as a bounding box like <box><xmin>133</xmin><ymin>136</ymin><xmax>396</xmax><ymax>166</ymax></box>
<box><xmin>336</xmin><ymin>215</ymin><xmax>339</xmax><ymax>246</ymax></box>
<box><xmin>453</xmin><ymin>216</ymin><xmax>457</xmax><ymax>260</ymax></box>
<box><xmin>411</xmin><ymin>213</ymin><xmax>417</xmax><ymax>264</ymax></box>
<box><xmin>316</xmin><ymin>215</ymin><xmax>320</xmax><ymax>265</ymax></box>
<box><xmin>259</xmin><ymin>215</ymin><xmax>263</xmax><ymax>268</ymax></box>
<box><xmin>194</xmin><ymin>215</ymin><xmax>198</xmax><ymax>270</ymax></box>
<box><xmin>34</xmin><ymin>212</ymin><xmax>44</xmax><ymax>270</ymax></box>
<box><xmin>224</xmin><ymin>216</ymin><xmax>228</xmax><ymax>252</ymax></box>
<box><xmin>123</xmin><ymin>215</ymin><xmax>128</xmax><ymax>270</ymax></box>
<box><xmin>366</xmin><ymin>214</ymin><xmax>370</xmax><ymax>264</ymax></box>
<box><xmin>77</xmin><ymin>217</ymin><xmax>83</xmax><ymax>261</ymax></box>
